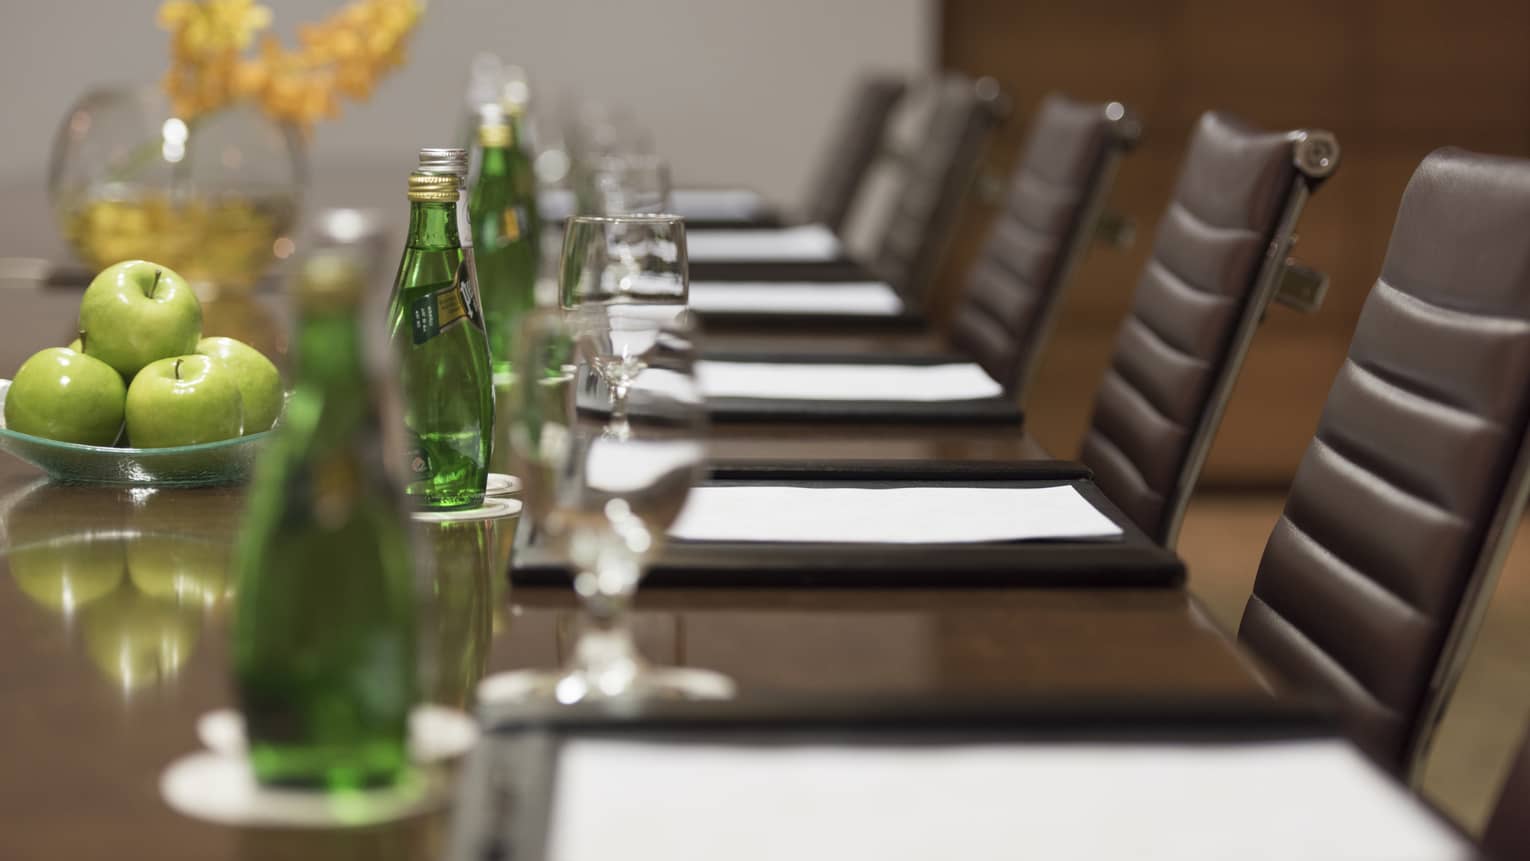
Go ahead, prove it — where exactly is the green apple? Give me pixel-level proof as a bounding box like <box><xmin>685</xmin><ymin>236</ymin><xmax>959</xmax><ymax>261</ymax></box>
<box><xmin>195</xmin><ymin>337</ymin><xmax>282</xmax><ymax>433</ymax></box>
<box><xmin>79</xmin><ymin>260</ymin><xmax>202</xmax><ymax>379</ymax></box>
<box><xmin>4</xmin><ymin>347</ymin><xmax>126</xmax><ymax>445</ymax></box>
<box><xmin>67</xmin><ymin>337</ymin><xmax>82</xmax><ymax>352</ymax></box>
<box><xmin>125</xmin><ymin>355</ymin><xmax>243</xmax><ymax>447</ymax></box>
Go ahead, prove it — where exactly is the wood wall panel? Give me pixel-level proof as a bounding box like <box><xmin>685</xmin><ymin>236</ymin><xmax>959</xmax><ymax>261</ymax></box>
<box><xmin>939</xmin><ymin>0</ymin><xmax>1530</xmax><ymax>486</ymax></box>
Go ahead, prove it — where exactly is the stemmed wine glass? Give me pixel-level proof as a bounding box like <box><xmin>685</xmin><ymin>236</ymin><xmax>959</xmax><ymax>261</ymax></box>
<box><xmin>571</xmin><ymin>306</ymin><xmax>662</xmax><ymax>438</ymax></box>
<box><xmin>476</xmin><ymin>308</ymin><xmax>733</xmax><ymax>703</ymax></box>
<box><xmin>590</xmin><ymin>153</ymin><xmax>672</xmax><ymax>215</ymax></box>
<box><xmin>559</xmin><ymin>214</ymin><xmax>688</xmax><ymax>428</ymax></box>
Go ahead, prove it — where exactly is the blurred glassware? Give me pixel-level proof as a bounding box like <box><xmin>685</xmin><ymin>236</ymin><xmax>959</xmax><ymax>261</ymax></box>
<box><xmin>48</xmin><ymin>85</ymin><xmax>304</xmax><ymax>297</ymax></box>
<box><xmin>558</xmin><ymin>214</ymin><xmax>688</xmax><ymax>309</ymax></box>
<box><xmin>589</xmin><ymin>153</ymin><xmax>672</xmax><ymax>215</ymax></box>
<box><xmin>478</xmin><ymin>308</ymin><xmax>731</xmax><ymax>703</ymax></box>
<box><xmin>563</xmin><ymin>100</ymin><xmax>655</xmax><ymax>215</ymax></box>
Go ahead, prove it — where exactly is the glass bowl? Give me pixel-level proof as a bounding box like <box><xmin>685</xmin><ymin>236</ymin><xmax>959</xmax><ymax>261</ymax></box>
<box><xmin>48</xmin><ymin>84</ymin><xmax>305</xmax><ymax>296</ymax></box>
<box><xmin>0</xmin><ymin>380</ymin><xmax>271</xmax><ymax>487</ymax></box>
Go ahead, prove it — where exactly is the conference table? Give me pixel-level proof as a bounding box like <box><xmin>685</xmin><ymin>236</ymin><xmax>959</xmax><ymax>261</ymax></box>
<box><xmin>0</xmin><ymin>277</ymin><xmax>1282</xmax><ymax>859</ymax></box>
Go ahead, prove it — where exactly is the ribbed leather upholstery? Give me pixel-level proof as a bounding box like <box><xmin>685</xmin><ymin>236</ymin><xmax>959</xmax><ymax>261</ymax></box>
<box><xmin>1080</xmin><ymin>112</ymin><xmax>1300</xmax><ymax>543</ymax></box>
<box><xmin>1484</xmin><ymin>725</ymin><xmax>1530</xmax><ymax>859</ymax></box>
<box><xmin>949</xmin><ymin>93</ymin><xmax>1119</xmax><ymax>392</ymax></box>
<box><xmin>803</xmin><ymin>76</ymin><xmax>906</xmax><ymax>233</ymax></box>
<box><xmin>1239</xmin><ymin>149</ymin><xmax>1530</xmax><ymax>774</ymax></box>
<box><xmin>872</xmin><ymin>75</ymin><xmax>1004</xmax><ymax>305</ymax></box>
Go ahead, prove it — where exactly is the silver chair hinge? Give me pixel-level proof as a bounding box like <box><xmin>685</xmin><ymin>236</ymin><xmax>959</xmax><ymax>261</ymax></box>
<box><xmin>1274</xmin><ymin>257</ymin><xmax>1328</xmax><ymax>313</ymax></box>
<box><xmin>1094</xmin><ymin>211</ymin><xmax>1135</xmax><ymax>249</ymax></box>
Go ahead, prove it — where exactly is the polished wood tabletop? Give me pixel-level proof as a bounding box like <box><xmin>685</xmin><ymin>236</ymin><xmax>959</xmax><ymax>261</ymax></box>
<box><xmin>0</xmin><ymin>281</ymin><xmax>1269</xmax><ymax>860</ymax></box>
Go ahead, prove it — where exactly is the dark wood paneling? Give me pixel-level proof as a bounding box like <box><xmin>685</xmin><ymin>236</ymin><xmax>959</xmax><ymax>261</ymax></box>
<box><xmin>940</xmin><ymin>0</ymin><xmax>1530</xmax><ymax>485</ymax></box>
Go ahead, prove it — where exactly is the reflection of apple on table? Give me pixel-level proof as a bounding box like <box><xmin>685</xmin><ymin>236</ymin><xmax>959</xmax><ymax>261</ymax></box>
<box><xmin>3</xmin><ymin>481</ymin><xmax>235</xmax><ymax>691</ymax></box>
<box><xmin>79</xmin><ymin>580</ymin><xmax>202</xmax><ymax>692</ymax></box>
<box><xmin>3</xmin><ymin>482</ymin><xmax>130</xmax><ymax>614</ymax></box>
<box><xmin>125</xmin><ymin>486</ymin><xmax>242</xmax><ymax>607</ymax></box>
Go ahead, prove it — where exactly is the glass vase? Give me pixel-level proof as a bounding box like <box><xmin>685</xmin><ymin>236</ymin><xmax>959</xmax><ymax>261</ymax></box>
<box><xmin>48</xmin><ymin>85</ymin><xmax>305</xmax><ymax>298</ymax></box>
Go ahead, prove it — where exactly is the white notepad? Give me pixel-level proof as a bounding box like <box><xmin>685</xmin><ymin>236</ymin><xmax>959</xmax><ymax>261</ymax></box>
<box><xmin>696</xmin><ymin>360</ymin><xmax>1003</xmax><ymax>402</ymax></box>
<box><xmin>668</xmin><ymin>485</ymin><xmax>1122</xmax><ymax>544</ymax></box>
<box><xmin>688</xmin><ymin>281</ymin><xmax>904</xmax><ymax>316</ymax></box>
<box><xmin>685</xmin><ymin>225</ymin><xmax>842</xmax><ymax>262</ymax></box>
<box><xmin>547</xmin><ymin>739</ymin><xmax>1472</xmax><ymax>861</ymax></box>
<box><xmin>669</xmin><ymin>188</ymin><xmax>769</xmax><ymax>220</ymax></box>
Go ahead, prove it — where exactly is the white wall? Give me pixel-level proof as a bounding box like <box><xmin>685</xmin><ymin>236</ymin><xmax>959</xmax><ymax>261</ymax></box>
<box><xmin>0</xmin><ymin>0</ymin><xmax>933</xmax><ymax>211</ymax></box>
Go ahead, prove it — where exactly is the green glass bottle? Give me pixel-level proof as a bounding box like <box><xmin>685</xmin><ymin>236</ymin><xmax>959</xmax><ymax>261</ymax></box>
<box><xmin>387</xmin><ymin>151</ymin><xmax>495</xmax><ymax>511</ymax></box>
<box><xmin>233</xmin><ymin>252</ymin><xmax>418</xmax><ymax>790</ymax></box>
<box><xmin>505</xmin><ymin>99</ymin><xmax>543</xmax><ymax>268</ymax></box>
<box><xmin>470</xmin><ymin>104</ymin><xmax>540</xmax><ymax>379</ymax></box>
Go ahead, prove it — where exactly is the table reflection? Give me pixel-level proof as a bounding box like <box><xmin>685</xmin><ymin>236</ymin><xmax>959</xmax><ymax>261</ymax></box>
<box><xmin>1</xmin><ymin>482</ymin><xmax>242</xmax><ymax>692</ymax></box>
<box><xmin>417</xmin><ymin>518</ymin><xmax>496</xmax><ymax>709</ymax></box>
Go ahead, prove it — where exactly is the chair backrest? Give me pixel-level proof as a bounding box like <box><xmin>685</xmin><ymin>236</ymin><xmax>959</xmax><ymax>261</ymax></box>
<box><xmin>948</xmin><ymin>93</ymin><xmax>1140</xmax><ymax>399</ymax></box>
<box><xmin>802</xmin><ymin>76</ymin><xmax>907</xmax><ymax>233</ymax></box>
<box><xmin>1079</xmin><ymin>111</ymin><xmax>1338</xmax><ymax>546</ymax></box>
<box><xmin>1238</xmin><ymin>148</ymin><xmax>1530</xmax><ymax>779</ymax></box>
<box><xmin>870</xmin><ymin>74</ymin><xmax>1007</xmax><ymax>306</ymax></box>
<box><xmin>1484</xmin><ymin>724</ymin><xmax>1530</xmax><ymax>859</ymax></box>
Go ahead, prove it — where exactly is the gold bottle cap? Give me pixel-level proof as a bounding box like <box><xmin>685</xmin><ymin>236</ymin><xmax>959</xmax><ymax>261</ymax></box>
<box><xmin>479</xmin><ymin>123</ymin><xmax>512</xmax><ymax>148</ymax></box>
<box><xmin>478</xmin><ymin>102</ymin><xmax>512</xmax><ymax>148</ymax></box>
<box><xmin>408</xmin><ymin>172</ymin><xmax>459</xmax><ymax>202</ymax></box>
<box><xmin>297</xmin><ymin>251</ymin><xmax>366</xmax><ymax>312</ymax></box>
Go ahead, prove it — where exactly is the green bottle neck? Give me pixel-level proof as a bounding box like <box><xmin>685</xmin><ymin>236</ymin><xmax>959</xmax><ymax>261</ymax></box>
<box><xmin>406</xmin><ymin>200</ymin><xmax>462</xmax><ymax>250</ymax></box>
<box><xmin>293</xmin><ymin>312</ymin><xmax>367</xmax><ymax>396</ymax></box>
<box><xmin>478</xmin><ymin>145</ymin><xmax>511</xmax><ymax>180</ymax></box>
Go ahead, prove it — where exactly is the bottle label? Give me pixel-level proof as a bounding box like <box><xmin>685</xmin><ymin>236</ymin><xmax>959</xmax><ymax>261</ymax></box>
<box><xmin>502</xmin><ymin>206</ymin><xmax>523</xmax><ymax>242</ymax></box>
<box><xmin>409</xmin><ymin>260</ymin><xmax>485</xmax><ymax>345</ymax></box>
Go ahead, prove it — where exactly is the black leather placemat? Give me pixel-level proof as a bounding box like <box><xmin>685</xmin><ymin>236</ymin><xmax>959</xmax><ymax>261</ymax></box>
<box><xmin>689</xmin><ymin>259</ymin><xmax>878</xmax><ymax>283</ymax></box>
<box><xmin>682</xmin><ymin>214</ymin><xmax>785</xmax><ymax>231</ymax></box>
<box><xmin>510</xmin><ymin>469</ymin><xmax>1182</xmax><ymax>588</ymax></box>
<box><xmin>700</xmin><ymin>352</ymin><xmax>1021</xmax><ymax>424</ymax></box>
<box><xmin>696</xmin><ymin>308</ymin><xmax>929</xmax><ymax>333</ymax></box>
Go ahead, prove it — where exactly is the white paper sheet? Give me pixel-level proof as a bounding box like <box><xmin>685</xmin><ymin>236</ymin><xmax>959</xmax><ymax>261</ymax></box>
<box><xmin>685</xmin><ymin>225</ymin><xmax>842</xmax><ymax>262</ymax></box>
<box><xmin>669</xmin><ymin>189</ymin><xmax>769</xmax><ymax>220</ymax></box>
<box><xmin>696</xmin><ymin>360</ymin><xmax>1003</xmax><ymax>402</ymax></box>
<box><xmin>688</xmin><ymin>281</ymin><xmax>904</xmax><ymax>316</ymax></box>
<box><xmin>668</xmin><ymin>485</ymin><xmax>1122</xmax><ymax>544</ymax></box>
<box><xmin>547</xmin><ymin>739</ymin><xmax>1472</xmax><ymax>861</ymax></box>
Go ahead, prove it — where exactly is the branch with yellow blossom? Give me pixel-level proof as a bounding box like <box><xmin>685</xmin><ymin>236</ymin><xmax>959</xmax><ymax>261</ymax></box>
<box><xmin>158</xmin><ymin>0</ymin><xmax>424</xmax><ymax>134</ymax></box>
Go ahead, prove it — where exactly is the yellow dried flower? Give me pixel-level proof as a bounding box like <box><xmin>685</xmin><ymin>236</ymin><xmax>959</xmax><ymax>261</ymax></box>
<box><xmin>158</xmin><ymin>0</ymin><xmax>423</xmax><ymax>133</ymax></box>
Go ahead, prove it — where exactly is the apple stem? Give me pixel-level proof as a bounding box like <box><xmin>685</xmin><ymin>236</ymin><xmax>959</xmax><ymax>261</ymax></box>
<box><xmin>77</xmin><ymin>331</ymin><xmax>86</xmax><ymax>352</ymax></box>
<box><xmin>174</xmin><ymin>357</ymin><xmax>182</xmax><ymax>381</ymax></box>
<box><xmin>150</xmin><ymin>268</ymin><xmax>163</xmax><ymax>299</ymax></box>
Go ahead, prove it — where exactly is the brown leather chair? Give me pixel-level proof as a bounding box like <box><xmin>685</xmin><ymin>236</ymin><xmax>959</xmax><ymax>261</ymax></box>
<box><xmin>802</xmin><ymin>76</ymin><xmax>907</xmax><ymax>234</ymax></box>
<box><xmin>1484</xmin><ymin>724</ymin><xmax>1530</xmax><ymax>859</ymax></box>
<box><xmin>1238</xmin><ymin>148</ymin><xmax>1530</xmax><ymax>781</ymax></box>
<box><xmin>1080</xmin><ymin>112</ymin><xmax>1339</xmax><ymax>546</ymax></box>
<box><xmin>871</xmin><ymin>74</ymin><xmax>1007</xmax><ymax>308</ymax></box>
<box><xmin>949</xmin><ymin>92</ymin><xmax>1140</xmax><ymax>399</ymax></box>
